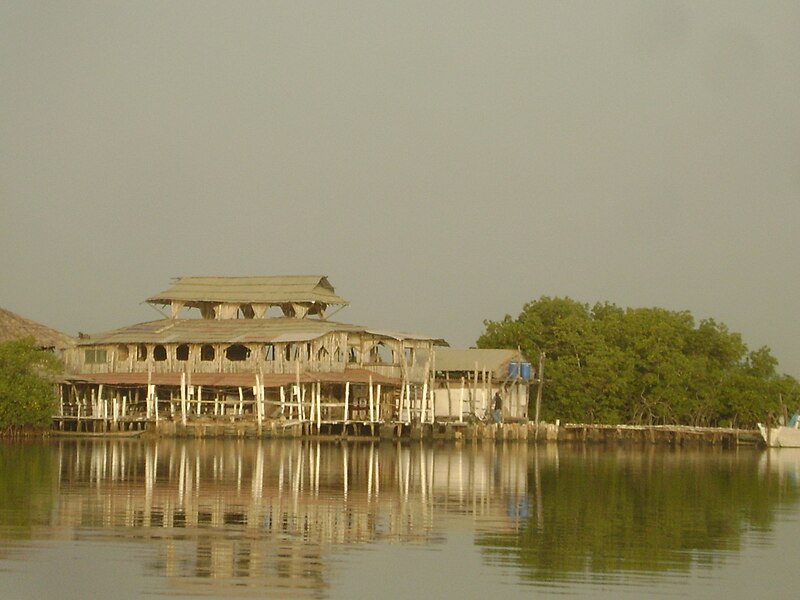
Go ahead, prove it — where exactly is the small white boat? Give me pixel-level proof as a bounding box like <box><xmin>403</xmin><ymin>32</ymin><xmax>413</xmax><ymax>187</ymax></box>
<box><xmin>757</xmin><ymin>422</ymin><xmax>800</xmax><ymax>448</ymax></box>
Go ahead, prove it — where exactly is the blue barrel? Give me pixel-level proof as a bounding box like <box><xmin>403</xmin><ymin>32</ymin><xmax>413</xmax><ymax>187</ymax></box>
<box><xmin>508</xmin><ymin>362</ymin><xmax>519</xmax><ymax>378</ymax></box>
<box><xmin>520</xmin><ymin>362</ymin><xmax>532</xmax><ymax>380</ymax></box>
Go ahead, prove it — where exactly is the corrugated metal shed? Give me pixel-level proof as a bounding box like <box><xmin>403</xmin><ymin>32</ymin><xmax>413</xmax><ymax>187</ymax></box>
<box><xmin>146</xmin><ymin>276</ymin><xmax>348</xmax><ymax>306</ymax></box>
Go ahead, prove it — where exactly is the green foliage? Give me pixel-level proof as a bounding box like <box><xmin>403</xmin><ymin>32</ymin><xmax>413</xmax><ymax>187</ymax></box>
<box><xmin>0</xmin><ymin>338</ymin><xmax>62</xmax><ymax>431</ymax></box>
<box><xmin>478</xmin><ymin>297</ymin><xmax>799</xmax><ymax>427</ymax></box>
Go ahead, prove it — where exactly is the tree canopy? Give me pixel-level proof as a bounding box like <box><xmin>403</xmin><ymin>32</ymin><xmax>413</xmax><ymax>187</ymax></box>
<box><xmin>477</xmin><ymin>297</ymin><xmax>799</xmax><ymax>427</ymax></box>
<box><xmin>0</xmin><ymin>338</ymin><xmax>62</xmax><ymax>431</ymax></box>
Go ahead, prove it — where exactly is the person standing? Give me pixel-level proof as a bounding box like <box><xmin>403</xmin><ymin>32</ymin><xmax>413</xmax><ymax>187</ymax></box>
<box><xmin>492</xmin><ymin>391</ymin><xmax>503</xmax><ymax>423</ymax></box>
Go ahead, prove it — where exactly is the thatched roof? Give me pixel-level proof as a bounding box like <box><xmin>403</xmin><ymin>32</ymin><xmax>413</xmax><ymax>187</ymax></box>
<box><xmin>147</xmin><ymin>276</ymin><xmax>348</xmax><ymax>306</ymax></box>
<box><xmin>75</xmin><ymin>318</ymin><xmax>445</xmax><ymax>346</ymax></box>
<box><xmin>0</xmin><ymin>307</ymin><xmax>75</xmax><ymax>350</ymax></box>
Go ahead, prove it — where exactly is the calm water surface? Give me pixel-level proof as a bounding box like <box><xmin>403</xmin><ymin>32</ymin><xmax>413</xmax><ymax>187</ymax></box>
<box><xmin>1</xmin><ymin>439</ymin><xmax>799</xmax><ymax>599</ymax></box>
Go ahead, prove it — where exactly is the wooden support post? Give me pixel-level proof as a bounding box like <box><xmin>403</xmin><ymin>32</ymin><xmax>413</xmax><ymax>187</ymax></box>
<box><xmin>398</xmin><ymin>380</ymin><xmax>405</xmax><ymax>423</ymax></box>
<box><xmin>300</xmin><ymin>385</ymin><xmax>306</xmax><ymax>421</ymax></box>
<box><xmin>344</xmin><ymin>381</ymin><xmax>350</xmax><ymax>422</ymax></box>
<box><xmin>187</xmin><ymin>363</ymin><xmax>193</xmax><ymax>414</ymax></box>
<box><xmin>459</xmin><ymin>377</ymin><xmax>465</xmax><ymax>423</ymax></box>
<box><xmin>472</xmin><ymin>364</ymin><xmax>479</xmax><ymax>417</ymax></box>
<box><xmin>295</xmin><ymin>361</ymin><xmax>302</xmax><ymax>419</ymax></box>
<box><xmin>483</xmin><ymin>369</ymin><xmax>488</xmax><ymax>417</ymax></box>
<box><xmin>280</xmin><ymin>385</ymin><xmax>286</xmax><ymax>417</ymax></box>
<box><xmin>181</xmin><ymin>372</ymin><xmax>187</xmax><ymax>426</ymax></box>
<box><xmin>421</xmin><ymin>379</ymin><xmax>428</xmax><ymax>424</ymax></box>
<box><xmin>316</xmin><ymin>381</ymin><xmax>322</xmax><ymax>428</ymax></box>
<box><xmin>376</xmin><ymin>384</ymin><xmax>381</xmax><ymax>422</ymax></box>
<box><xmin>445</xmin><ymin>375</ymin><xmax>452</xmax><ymax>419</ymax></box>
<box><xmin>256</xmin><ymin>369</ymin><xmax>264</xmax><ymax>425</ymax></box>
<box><xmin>487</xmin><ymin>370</ymin><xmax>493</xmax><ymax>420</ymax></box>
<box><xmin>147</xmin><ymin>369</ymin><xmax>153</xmax><ymax>419</ymax></box>
<box><xmin>238</xmin><ymin>387</ymin><xmax>244</xmax><ymax>416</ymax></box>
<box><xmin>369</xmin><ymin>375</ymin><xmax>374</xmax><ymax>422</ymax></box>
<box><xmin>535</xmin><ymin>353</ymin><xmax>545</xmax><ymax>441</ymax></box>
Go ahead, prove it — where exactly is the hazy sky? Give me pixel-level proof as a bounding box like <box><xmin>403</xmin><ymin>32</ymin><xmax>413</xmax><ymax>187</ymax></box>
<box><xmin>2</xmin><ymin>1</ymin><xmax>799</xmax><ymax>375</ymax></box>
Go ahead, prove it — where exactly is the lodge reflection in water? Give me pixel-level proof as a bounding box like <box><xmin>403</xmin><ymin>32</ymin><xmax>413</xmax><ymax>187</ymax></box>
<box><xmin>51</xmin><ymin>440</ymin><xmax>533</xmax><ymax>596</ymax></box>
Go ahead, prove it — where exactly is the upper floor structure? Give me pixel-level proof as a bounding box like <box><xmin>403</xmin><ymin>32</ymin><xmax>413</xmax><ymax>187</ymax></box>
<box><xmin>64</xmin><ymin>276</ymin><xmax>444</xmax><ymax>386</ymax></box>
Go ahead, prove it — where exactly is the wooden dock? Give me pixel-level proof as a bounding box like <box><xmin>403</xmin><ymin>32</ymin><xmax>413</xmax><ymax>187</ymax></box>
<box><xmin>50</xmin><ymin>416</ymin><xmax>761</xmax><ymax>445</ymax></box>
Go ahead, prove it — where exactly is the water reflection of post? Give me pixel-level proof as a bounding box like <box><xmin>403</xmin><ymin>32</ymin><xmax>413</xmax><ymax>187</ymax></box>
<box><xmin>343</xmin><ymin>443</ymin><xmax>349</xmax><ymax>500</ymax></box>
<box><xmin>314</xmin><ymin>441</ymin><xmax>321</xmax><ymax>498</ymax></box>
<box><xmin>374</xmin><ymin>443</ymin><xmax>380</xmax><ymax>497</ymax></box>
<box><xmin>402</xmin><ymin>444</ymin><xmax>410</xmax><ymax>503</ymax></box>
<box><xmin>111</xmin><ymin>442</ymin><xmax>118</xmax><ymax>483</ymax></box>
<box><xmin>252</xmin><ymin>442</ymin><xmax>263</xmax><ymax>500</ymax></box>
<box><xmin>178</xmin><ymin>443</ymin><xmax>186</xmax><ymax>505</ymax></box>
<box><xmin>367</xmin><ymin>442</ymin><xmax>374</xmax><ymax>500</ymax></box>
<box><xmin>145</xmin><ymin>443</ymin><xmax>154</xmax><ymax>526</ymax></box>
<box><xmin>419</xmin><ymin>443</ymin><xmax>427</xmax><ymax>507</ymax></box>
<box><xmin>293</xmin><ymin>443</ymin><xmax>303</xmax><ymax>510</ymax></box>
<box><xmin>278</xmin><ymin>443</ymin><xmax>285</xmax><ymax>498</ymax></box>
<box><xmin>533</xmin><ymin>445</ymin><xmax>544</xmax><ymax>532</ymax></box>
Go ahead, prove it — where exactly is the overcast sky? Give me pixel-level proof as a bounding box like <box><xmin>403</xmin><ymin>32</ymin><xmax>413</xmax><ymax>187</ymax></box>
<box><xmin>2</xmin><ymin>1</ymin><xmax>799</xmax><ymax>375</ymax></box>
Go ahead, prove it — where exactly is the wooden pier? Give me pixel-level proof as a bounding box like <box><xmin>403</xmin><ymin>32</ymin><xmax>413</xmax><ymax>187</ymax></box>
<box><xmin>50</xmin><ymin>416</ymin><xmax>760</xmax><ymax>446</ymax></box>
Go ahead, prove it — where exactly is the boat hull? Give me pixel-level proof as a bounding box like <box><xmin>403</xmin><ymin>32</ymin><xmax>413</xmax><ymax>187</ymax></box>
<box><xmin>758</xmin><ymin>424</ymin><xmax>800</xmax><ymax>448</ymax></box>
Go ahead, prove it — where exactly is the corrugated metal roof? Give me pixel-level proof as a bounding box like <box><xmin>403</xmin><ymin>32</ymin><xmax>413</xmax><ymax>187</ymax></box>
<box><xmin>419</xmin><ymin>347</ymin><xmax>526</xmax><ymax>372</ymax></box>
<box><xmin>146</xmin><ymin>276</ymin><xmax>348</xmax><ymax>306</ymax></box>
<box><xmin>77</xmin><ymin>318</ymin><xmax>444</xmax><ymax>346</ymax></box>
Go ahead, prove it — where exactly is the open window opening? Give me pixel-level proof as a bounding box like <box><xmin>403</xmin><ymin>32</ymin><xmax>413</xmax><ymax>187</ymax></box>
<box><xmin>284</xmin><ymin>343</ymin><xmax>308</xmax><ymax>361</ymax></box>
<box><xmin>368</xmin><ymin>342</ymin><xmax>394</xmax><ymax>364</ymax></box>
<box><xmin>348</xmin><ymin>346</ymin><xmax>360</xmax><ymax>364</ymax></box>
<box><xmin>176</xmin><ymin>344</ymin><xmax>189</xmax><ymax>361</ymax></box>
<box><xmin>153</xmin><ymin>345</ymin><xmax>167</xmax><ymax>362</ymax></box>
<box><xmin>200</xmin><ymin>344</ymin><xmax>215</xmax><ymax>362</ymax></box>
<box><xmin>225</xmin><ymin>344</ymin><xmax>250</xmax><ymax>362</ymax></box>
<box><xmin>404</xmin><ymin>347</ymin><xmax>415</xmax><ymax>366</ymax></box>
<box><xmin>137</xmin><ymin>344</ymin><xmax>148</xmax><ymax>361</ymax></box>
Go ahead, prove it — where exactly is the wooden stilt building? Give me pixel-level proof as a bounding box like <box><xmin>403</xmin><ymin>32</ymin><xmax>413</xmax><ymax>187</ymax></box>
<box><xmin>57</xmin><ymin>276</ymin><xmax>447</xmax><ymax>434</ymax></box>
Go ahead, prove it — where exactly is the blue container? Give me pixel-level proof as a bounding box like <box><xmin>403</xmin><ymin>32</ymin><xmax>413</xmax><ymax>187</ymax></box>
<box><xmin>520</xmin><ymin>362</ymin><xmax>532</xmax><ymax>380</ymax></box>
<box><xmin>509</xmin><ymin>361</ymin><xmax>532</xmax><ymax>379</ymax></box>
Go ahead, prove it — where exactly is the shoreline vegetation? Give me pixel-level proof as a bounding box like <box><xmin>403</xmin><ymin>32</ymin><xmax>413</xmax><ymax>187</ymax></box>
<box><xmin>0</xmin><ymin>338</ymin><xmax>61</xmax><ymax>434</ymax></box>
<box><xmin>479</xmin><ymin>296</ymin><xmax>800</xmax><ymax>428</ymax></box>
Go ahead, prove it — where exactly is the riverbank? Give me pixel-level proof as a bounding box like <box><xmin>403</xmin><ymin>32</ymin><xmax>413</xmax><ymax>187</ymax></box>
<box><xmin>45</xmin><ymin>418</ymin><xmax>763</xmax><ymax>446</ymax></box>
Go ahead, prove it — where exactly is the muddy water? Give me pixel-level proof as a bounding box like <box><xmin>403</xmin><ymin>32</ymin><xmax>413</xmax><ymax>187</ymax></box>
<box><xmin>0</xmin><ymin>440</ymin><xmax>798</xmax><ymax>599</ymax></box>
